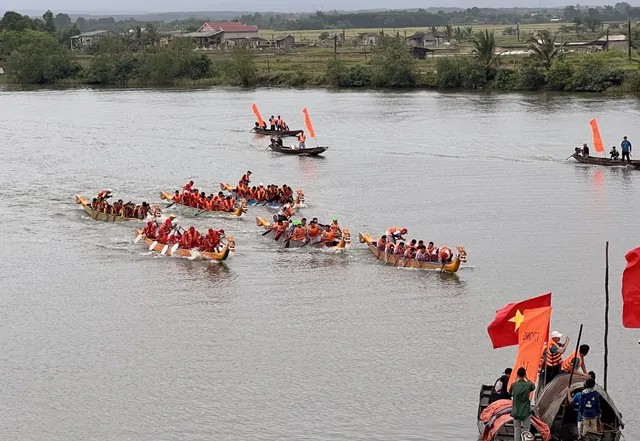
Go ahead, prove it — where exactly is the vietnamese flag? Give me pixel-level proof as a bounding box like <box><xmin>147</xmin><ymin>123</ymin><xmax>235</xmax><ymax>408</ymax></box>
<box><xmin>507</xmin><ymin>306</ymin><xmax>552</xmax><ymax>389</ymax></box>
<box><xmin>487</xmin><ymin>293</ymin><xmax>552</xmax><ymax>349</ymax></box>
<box><xmin>622</xmin><ymin>248</ymin><xmax>640</xmax><ymax>328</ymax></box>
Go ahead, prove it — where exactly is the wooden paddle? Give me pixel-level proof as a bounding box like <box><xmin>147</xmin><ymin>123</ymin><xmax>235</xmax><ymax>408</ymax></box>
<box><xmin>161</xmin><ymin>227</ymin><xmax>180</xmax><ymax>255</ymax></box>
<box><xmin>262</xmin><ymin>228</ymin><xmax>274</xmax><ymax>236</ymax></box>
<box><xmin>165</xmin><ymin>201</ymin><xmax>177</xmax><ymax>209</ymax></box>
<box><xmin>149</xmin><ymin>240</ymin><xmax>158</xmax><ymax>251</ymax></box>
<box><xmin>274</xmin><ymin>230</ymin><xmax>285</xmax><ymax>242</ymax></box>
<box><xmin>134</xmin><ymin>232</ymin><xmax>144</xmax><ymax>244</ymax></box>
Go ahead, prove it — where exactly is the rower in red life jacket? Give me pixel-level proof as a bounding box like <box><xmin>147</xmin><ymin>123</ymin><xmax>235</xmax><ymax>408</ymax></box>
<box><xmin>269</xmin><ymin>116</ymin><xmax>276</xmax><ymax>131</ymax></box>
<box><xmin>297</xmin><ymin>131</ymin><xmax>306</xmax><ymax>149</ymax></box>
<box><xmin>182</xmin><ymin>180</ymin><xmax>194</xmax><ymax>194</ymax></box>
<box><xmin>143</xmin><ymin>221</ymin><xmax>157</xmax><ymax>239</ymax></box>
<box><xmin>97</xmin><ymin>188</ymin><xmax>113</xmax><ymax>202</ymax></box>
<box><xmin>426</xmin><ymin>242</ymin><xmax>438</xmax><ymax>262</ymax></box>
<box><xmin>240</xmin><ymin>171</ymin><xmax>252</xmax><ymax>186</ymax></box>
<box><xmin>376</xmin><ymin>236</ymin><xmax>387</xmax><ymax>250</ymax></box>
<box><xmin>276</xmin><ymin>116</ymin><xmax>283</xmax><ymax>130</ymax></box>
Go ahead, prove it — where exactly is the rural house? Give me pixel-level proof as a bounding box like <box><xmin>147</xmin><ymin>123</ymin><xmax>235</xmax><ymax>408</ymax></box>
<box><xmin>406</xmin><ymin>31</ymin><xmax>445</xmax><ymax>47</ymax></box>
<box><xmin>273</xmin><ymin>35</ymin><xmax>295</xmax><ymax>50</ymax></box>
<box><xmin>197</xmin><ymin>22</ymin><xmax>259</xmax><ymax>45</ymax></box>
<box><xmin>69</xmin><ymin>30</ymin><xmax>115</xmax><ymax>49</ymax></box>
<box><xmin>358</xmin><ymin>32</ymin><xmax>380</xmax><ymax>46</ymax></box>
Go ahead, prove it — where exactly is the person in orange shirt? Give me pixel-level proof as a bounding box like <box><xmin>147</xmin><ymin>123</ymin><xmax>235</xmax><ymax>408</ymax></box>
<box><xmin>306</xmin><ymin>219</ymin><xmax>321</xmax><ymax>244</ymax></box>
<box><xmin>330</xmin><ymin>218</ymin><xmax>342</xmax><ymax>238</ymax></box>
<box><xmin>322</xmin><ymin>225</ymin><xmax>337</xmax><ymax>247</ymax></box>
<box><xmin>276</xmin><ymin>116</ymin><xmax>283</xmax><ymax>130</ymax></box>
<box><xmin>297</xmin><ymin>131</ymin><xmax>306</xmax><ymax>149</ymax></box>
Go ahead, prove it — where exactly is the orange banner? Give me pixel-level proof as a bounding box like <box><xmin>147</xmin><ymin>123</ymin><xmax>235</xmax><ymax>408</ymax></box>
<box><xmin>252</xmin><ymin>103</ymin><xmax>264</xmax><ymax>127</ymax></box>
<box><xmin>507</xmin><ymin>306</ymin><xmax>552</xmax><ymax>390</ymax></box>
<box><xmin>589</xmin><ymin>118</ymin><xmax>605</xmax><ymax>153</ymax></box>
<box><xmin>302</xmin><ymin>107</ymin><xmax>316</xmax><ymax>139</ymax></box>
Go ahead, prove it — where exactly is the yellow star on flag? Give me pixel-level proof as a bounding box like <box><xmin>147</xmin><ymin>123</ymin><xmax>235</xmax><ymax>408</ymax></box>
<box><xmin>508</xmin><ymin>309</ymin><xmax>525</xmax><ymax>331</ymax></box>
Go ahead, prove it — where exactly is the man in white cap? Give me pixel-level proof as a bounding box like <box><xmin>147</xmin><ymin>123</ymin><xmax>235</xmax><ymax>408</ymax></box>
<box><xmin>544</xmin><ymin>330</ymin><xmax>570</xmax><ymax>384</ymax></box>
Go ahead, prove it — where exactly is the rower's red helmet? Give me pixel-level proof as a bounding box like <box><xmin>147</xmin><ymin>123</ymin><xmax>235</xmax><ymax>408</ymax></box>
<box><xmin>189</xmin><ymin>226</ymin><xmax>195</xmax><ymax>231</ymax></box>
<box><xmin>402</xmin><ymin>228</ymin><xmax>408</xmax><ymax>234</ymax></box>
<box><xmin>208</xmin><ymin>228</ymin><xmax>214</xmax><ymax>234</ymax></box>
<box><xmin>189</xmin><ymin>180</ymin><xmax>194</xmax><ymax>185</ymax></box>
<box><xmin>219</xmin><ymin>229</ymin><xmax>224</xmax><ymax>234</ymax></box>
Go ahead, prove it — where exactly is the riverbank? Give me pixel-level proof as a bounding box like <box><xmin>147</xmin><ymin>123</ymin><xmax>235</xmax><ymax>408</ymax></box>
<box><xmin>2</xmin><ymin>31</ymin><xmax>640</xmax><ymax>93</ymax></box>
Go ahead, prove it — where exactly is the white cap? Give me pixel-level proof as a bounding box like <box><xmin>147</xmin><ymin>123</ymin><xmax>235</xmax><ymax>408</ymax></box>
<box><xmin>551</xmin><ymin>331</ymin><xmax>563</xmax><ymax>339</ymax></box>
<box><xmin>107</xmin><ymin>188</ymin><xmax>113</xmax><ymax>192</ymax></box>
<box><xmin>259</xmin><ymin>182</ymin><xmax>264</xmax><ymax>186</ymax></box>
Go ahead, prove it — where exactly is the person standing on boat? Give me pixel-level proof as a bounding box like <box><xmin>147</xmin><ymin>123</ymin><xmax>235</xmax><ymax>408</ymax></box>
<box><xmin>582</xmin><ymin>143</ymin><xmax>590</xmax><ymax>157</ymax></box>
<box><xmin>610</xmin><ymin>146</ymin><xmax>620</xmax><ymax>160</ymax></box>
<box><xmin>568</xmin><ymin>371</ymin><xmax>597</xmax><ymax>436</ymax></box>
<box><xmin>544</xmin><ymin>331</ymin><xmax>570</xmax><ymax>384</ymax></box>
<box><xmin>298</xmin><ymin>131</ymin><xmax>306</xmax><ymax>149</ymax></box>
<box><xmin>509</xmin><ymin>367</ymin><xmax>535</xmax><ymax>441</ymax></box>
<box><xmin>621</xmin><ymin>136</ymin><xmax>632</xmax><ymax>162</ymax></box>
<box><xmin>561</xmin><ymin>344</ymin><xmax>589</xmax><ymax>375</ymax></box>
<box><xmin>488</xmin><ymin>368</ymin><xmax>512</xmax><ymax>404</ymax></box>
<box><xmin>269</xmin><ymin>116</ymin><xmax>276</xmax><ymax>131</ymax></box>
<box><xmin>579</xmin><ymin>377</ymin><xmax>601</xmax><ymax>438</ymax></box>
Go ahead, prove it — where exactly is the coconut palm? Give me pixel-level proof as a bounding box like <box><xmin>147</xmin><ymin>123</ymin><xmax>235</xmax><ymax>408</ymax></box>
<box><xmin>430</xmin><ymin>26</ymin><xmax>439</xmax><ymax>38</ymax></box>
<box><xmin>527</xmin><ymin>30</ymin><xmax>566</xmax><ymax>70</ymax></box>
<box><xmin>472</xmin><ymin>30</ymin><xmax>498</xmax><ymax>70</ymax></box>
<box><xmin>454</xmin><ymin>26</ymin><xmax>464</xmax><ymax>43</ymax></box>
<box><xmin>444</xmin><ymin>24</ymin><xmax>454</xmax><ymax>42</ymax></box>
<box><xmin>465</xmin><ymin>26</ymin><xmax>474</xmax><ymax>38</ymax></box>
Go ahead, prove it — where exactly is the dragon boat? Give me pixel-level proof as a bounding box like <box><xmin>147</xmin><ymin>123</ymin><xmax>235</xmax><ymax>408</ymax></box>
<box><xmin>252</xmin><ymin>127</ymin><xmax>302</xmax><ymax>137</ymax></box>
<box><xmin>75</xmin><ymin>195</ymin><xmax>161</xmax><ymax>223</ymax></box>
<box><xmin>219</xmin><ymin>183</ymin><xmax>305</xmax><ymax>208</ymax></box>
<box><xmin>159</xmin><ymin>191</ymin><xmax>246</xmax><ymax>217</ymax></box>
<box><xmin>135</xmin><ymin>229</ymin><xmax>235</xmax><ymax>261</ymax></box>
<box><xmin>359</xmin><ymin>233</ymin><xmax>467</xmax><ymax>273</ymax></box>
<box><xmin>256</xmin><ymin>217</ymin><xmax>350</xmax><ymax>249</ymax></box>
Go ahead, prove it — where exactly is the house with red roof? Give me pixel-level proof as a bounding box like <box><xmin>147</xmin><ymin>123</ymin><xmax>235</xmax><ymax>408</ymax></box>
<box><xmin>197</xmin><ymin>22</ymin><xmax>260</xmax><ymax>44</ymax></box>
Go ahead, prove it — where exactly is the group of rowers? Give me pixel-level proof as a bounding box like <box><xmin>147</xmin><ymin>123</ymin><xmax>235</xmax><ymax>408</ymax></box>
<box><xmin>376</xmin><ymin>228</ymin><xmax>454</xmax><ymax>263</ymax></box>
<box><xmin>175</xmin><ymin>181</ymin><xmax>241</xmax><ymax>212</ymax></box>
<box><xmin>142</xmin><ymin>214</ymin><xmax>227</xmax><ymax>252</ymax></box>
<box><xmin>269</xmin><ymin>132</ymin><xmax>307</xmax><ymax>149</ymax></box>
<box><xmin>232</xmin><ymin>171</ymin><xmax>299</xmax><ymax>204</ymax></box>
<box><xmin>268</xmin><ymin>216</ymin><xmax>343</xmax><ymax>246</ymax></box>
<box><xmin>575</xmin><ymin>136</ymin><xmax>633</xmax><ymax>161</ymax></box>
<box><xmin>91</xmin><ymin>189</ymin><xmax>158</xmax><ymax>219</ymax></box>
<box><xmin>255</xmin><ymin>115</ymin><xmax>291</xmax><ymax>132</ymax></box>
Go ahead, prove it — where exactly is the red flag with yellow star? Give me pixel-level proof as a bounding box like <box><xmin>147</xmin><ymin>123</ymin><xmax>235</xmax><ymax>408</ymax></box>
<box><xmin>487</xmin><ymin>293</ymin><xmax>552</xmax><ymax>349</ymax></box>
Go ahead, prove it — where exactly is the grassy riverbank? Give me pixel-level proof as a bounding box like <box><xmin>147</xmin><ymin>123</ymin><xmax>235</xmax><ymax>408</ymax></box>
<box><xmin>2</xmin><ymin>27</ymin><xmax>640</xmax><ymax>93</ymax></box>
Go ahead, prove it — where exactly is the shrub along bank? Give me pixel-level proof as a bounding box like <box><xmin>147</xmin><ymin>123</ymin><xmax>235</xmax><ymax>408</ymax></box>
<box><xmin>2</xmin><ymin>30</ymin><xmax>640</xmax><ymax>93</ymax></box>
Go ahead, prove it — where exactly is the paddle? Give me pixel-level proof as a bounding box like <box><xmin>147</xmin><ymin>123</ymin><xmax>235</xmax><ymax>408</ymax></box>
<box><xmin>134</xmin><ymin>232</ymin><xmax>144</xmax><ymax>244</ymax></box>
<box><xmin>165</xmin><ymin>201</ymin><xmax>177</xmax><ymax>209</ymax></box>
<box><xmin>149</xmin><ymin>240</ymin><xmax>158</xmax><ymax>251</ymax></box>
<box><xmin>262</xmin><ymin>228</ymin><xmax>274</xmax><ymax>236</ymax></box>
<box><xmin>274</xmin><ymin>230</ymin><xmax>285</xmax><ymax>242</ymax></box>
<box><xmin>565</xmin><ymin>154</ymin><xmax>576</xmax><ymax>160</ymax></box>
<box><xmin>299</xmin><ymin>238</ymin><xmax>311</xmax><ymax>248</ymax></box>
<box><xmin>161</xmin><ymin>227</ymin><xmax>180</xmax><ymax>255</ymax></box>
<box><xmin>194</xmin><ymin>208</ymin><xmax>206</xmax><ymax>217</ymax></box>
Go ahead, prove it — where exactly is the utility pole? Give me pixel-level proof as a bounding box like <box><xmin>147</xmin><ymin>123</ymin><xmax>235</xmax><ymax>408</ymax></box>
<box><xmin>516</xmin><ymin>23</ymin><xmax>520</xmax><ymax>42</ymax></box>
<box><xmin>606</xmin><ymin>27</ymin><xmax>609</xmax><ymax>52</ymax></box>
<box><xmin>629</xmin><ymin>19</ymin><xmax>633</xmax><ymax>59</ymax></box>
<box><xmin>334</xmin><ymin>34</ymin><xmax>337</xmax><ymax>58</ymax></box>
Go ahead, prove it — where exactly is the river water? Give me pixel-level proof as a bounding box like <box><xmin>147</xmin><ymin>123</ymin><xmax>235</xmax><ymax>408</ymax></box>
<box><xmin>1</xmin><ymin>87</ymin><xmax>639</xmax><ymax>441</ymax></box>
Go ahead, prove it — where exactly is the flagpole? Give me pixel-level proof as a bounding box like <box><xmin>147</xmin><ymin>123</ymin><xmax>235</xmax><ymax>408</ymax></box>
<box><xmin>604</xmin><ymin>241</ymin><xmax>610</xmax><ymax>391</ymax></box>
<box><xmin>559</xmin><ymin>324</ymin><xmax>583</xmax><ymax>440</ymax></box>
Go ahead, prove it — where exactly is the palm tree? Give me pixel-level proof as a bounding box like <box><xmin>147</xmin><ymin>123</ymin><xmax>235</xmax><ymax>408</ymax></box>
<box><xmin>454</xmin><ymin>26</ymin><xmax>464</xmax><ymax>43</ymax></box>
<box><xmin>444</xmin><ymin>24</ymin><xmax>454</xmax><ymax>42</ymax></box>
<box><xmin>430</xmin><ymin>26</ymin><xmax>439</xmax><ymax>38</ymax></box>
<box><xmin>527</xmin><ymin>30</ymin><xmax>566</xmax><ymax>70</ymax></box>
<box><xmin>572</xmin><ymin>17</ymin><xmax>583</xmax><ymax>36</ymax></box>
<box><xmin>465</xmin><ymin>26</ymin><xmax>474</xmax><ymax>38</ymax></box>
<box><xmin>472</xmin><ymin>30</ymin><xmax>498</xmax><ymax>70</ymax></box>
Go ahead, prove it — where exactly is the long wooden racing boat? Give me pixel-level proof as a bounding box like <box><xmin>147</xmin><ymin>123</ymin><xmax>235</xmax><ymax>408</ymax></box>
<box><xmin>269</xmin><ymin>144</ymin><xmax>328</xmax><ymax>156</ymax></box>
<box><xmin>159</xmin><ymin>191</ymin><xmax>246</xmax><ymax>217</ymax></box>
<box><xmin>256</xmin><ymin>217</ymin><xmax>350</xmax><ymax>249</ymax></box>
<box><xmin>252</xmin><ymin>127</ymin><xmax>302</xmax><ymax>137</ymax></box>
<box><xmin>75</xmin><ymin>195</ymin><xmax>159</xmax><ymax>222</ymax></box>
<box><xmin>359</xmin><ymin>233</ymin><xmax>466</xmax><ymax>273</ymax></box>
<box><xmin>571</xmin><ymin>153</ymin><xmax>640</xmax><ymax>168</ymax></box>
<box><xmin>135</xmin><ymin>229</ymin><xmax>235</xmax><ymax>261</ymax></box>
<box><xmin>219</xmin><ymin>183</ymin><xmax>305</xmax><ymax>208</ymax></box>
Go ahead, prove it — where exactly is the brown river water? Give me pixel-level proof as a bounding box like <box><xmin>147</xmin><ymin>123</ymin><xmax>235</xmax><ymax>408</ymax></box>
<box><xmin>1</xmin><ymin>87</ymin><xmax>639</xmax><ymax>440</ymax></box>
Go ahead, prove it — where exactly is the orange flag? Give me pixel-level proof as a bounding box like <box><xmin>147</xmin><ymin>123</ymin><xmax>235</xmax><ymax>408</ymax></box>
<box><xmin>252</xmin><ymin>103</ymin><xmax>264</xmax><ymax>127</ymax></box>
<box><xmin>302</xmin><ymin>107</ymin><xmax>316</xmax><ymax>139</ymax></box>
<box><xmin>589</xmin><ymin>118</ymin><xmax>605</xmax><ymax>153</ymax></box>
<box><xmin>507</xmin><ymin>306</ymin><xmax>552</xmax><ymax>389</ymax></box>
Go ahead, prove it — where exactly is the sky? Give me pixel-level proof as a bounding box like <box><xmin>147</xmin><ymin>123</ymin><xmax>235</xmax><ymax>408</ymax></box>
<box><xmin>2</xmin><ymin>0</ymin><xmax>626</xmax><ymax>15</ymax></box>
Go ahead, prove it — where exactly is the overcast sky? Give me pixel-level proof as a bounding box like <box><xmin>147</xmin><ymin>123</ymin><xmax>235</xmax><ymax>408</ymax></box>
<box><xmin>3</xmin><ymin>0</ymin><xmax>618</xmax><ymax>14</ymax></box>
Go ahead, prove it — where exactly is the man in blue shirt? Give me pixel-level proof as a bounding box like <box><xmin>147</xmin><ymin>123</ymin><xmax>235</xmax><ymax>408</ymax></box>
<box><xmin>569</xmin><ymin>371</ymin><xmax>596</xmax><ymax>436</ymax></box>
<box><xmin>580</xmin><ymin>377</ymin><xmax>601</xmax><ymax>437</ymax></box>
<box><xmin>621</xmin><ymin>136</ymin><xmax>632</xmax><ymax>162</ymax></box>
